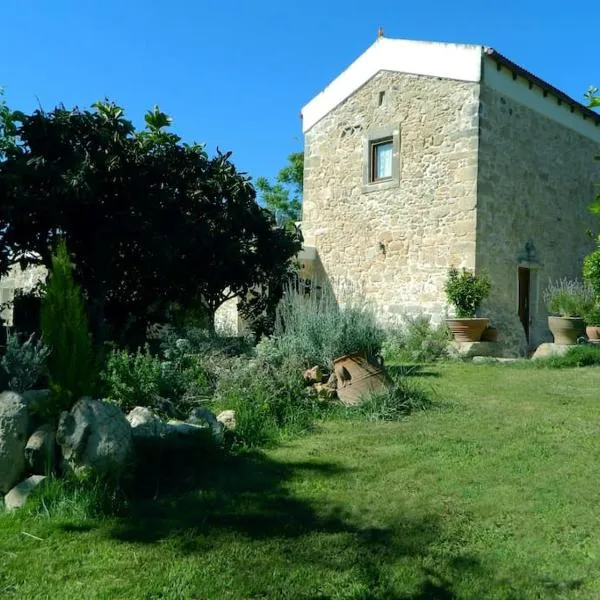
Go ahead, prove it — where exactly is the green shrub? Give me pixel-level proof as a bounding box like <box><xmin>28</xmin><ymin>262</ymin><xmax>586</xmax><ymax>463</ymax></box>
<box><xmin>584</xmin><ymin>305</ymin><xmax>600</xmax><ymax>327</ymax></box>
<box><xmin>213</xmin><ymin>338</ymin><xmax>315</xmax><ymax>448</ymax></box>
<box><xmin>40</xmin><ymin>241</ymin><xmax>98</xmax><ymax>418</ymax></box>
<box><xmin>274</xmin><ymin>281</ymin><xmax>385</xmax><ymax>369</ymax></box>
<box><xmin>543</xmin><ymin>278</ymin><xmax>595</xmax><ymax>318</ymax></box>
<box><xmin>382</xmin><ymin>315</ymin><xmax>450</xmax><ymax>364</ymax></box>
<box><xmin>1</xmin><ymin>331</ymin><xmax>50</xmax><ymax>392</ymax></box>
<box><xmin>101</xmin><ymin>346</ymin><xmax>164</xmax><ymax>415</ymax></box>
<box><xmin>444</xmin><ymin>268</ymin><xmax>491</xmax><ymax>318</ymax></box>
<box><xmin>102</xmin><ymin>337</ymin><xmax>219</xmax><ymax>418</ymax></box>
<box><xmin>534</xmin><ymin>344</ymin><xmax>600</xmax><ymax>369</ymax></box>
<box><xmin>583</xmin><ymin>246</ymin><xmax>600</xmax><ymax>297</ymax></box>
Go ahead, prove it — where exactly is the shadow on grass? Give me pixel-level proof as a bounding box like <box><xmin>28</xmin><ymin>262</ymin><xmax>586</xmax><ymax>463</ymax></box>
<box><xmin>94</xmin><ymin>450</ymin><xmax>489</xmax><ymax>598</ymax></box>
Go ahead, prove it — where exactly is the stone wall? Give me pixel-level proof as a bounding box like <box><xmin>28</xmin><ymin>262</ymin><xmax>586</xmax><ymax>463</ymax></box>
<box><xmin>302</xmin><ymin>70</ymin><xmax>481</xmax><ymax>324</ymax></box>
<box><xmin>0</xmin><ymin>264</ymin><xmax>47</xmax><ymax>326</ymax></box>
<box><xmin>476</xmin><ymin>83</ymin><xmax>600</xmax><ymax>353</ymax></box>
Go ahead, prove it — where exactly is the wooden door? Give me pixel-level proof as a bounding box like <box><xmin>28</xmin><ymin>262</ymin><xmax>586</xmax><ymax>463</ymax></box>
<box><xmin>518</xmin><ymin>267</ymin><xmax>531</xmax><ymax>341</ymax></box>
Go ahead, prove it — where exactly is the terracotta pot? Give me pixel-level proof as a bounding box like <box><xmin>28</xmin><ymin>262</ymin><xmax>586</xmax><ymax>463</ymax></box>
<box><xmin>480</xmin><ymin>326</ymin><xmax>498</xmax><ymax>342</ymax></box>
<box><xmin>586</xmin><ymin>326</ymin><xmax>600</xmax><ymax>341</ymax></box>
<box><xmin>548</xmin><ymin>316</ymin><xmax>585</xmax><ymax>345</ymax></box>
<box><xmin>446</xmin><ymin>318</ymin><xmax>488</xmax><ymax>342</ymax></box>
<box><xmin>332</xmin><ymin>352</ymin><xmax>392</xmax><ymax>406</ymax></box>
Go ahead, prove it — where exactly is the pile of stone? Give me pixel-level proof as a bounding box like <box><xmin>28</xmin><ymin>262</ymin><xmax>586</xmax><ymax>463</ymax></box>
<box><xmin>0</xmin><ymin>390</ymin><xmax>234</xmax><ymax>510</ymax></box>
<box><xmin>303</xmin><ymin>366</ymin><xmax>338</xmax><ymax>400</ymax></box>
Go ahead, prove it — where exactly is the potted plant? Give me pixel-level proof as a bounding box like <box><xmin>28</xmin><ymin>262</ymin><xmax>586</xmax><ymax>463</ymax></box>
<box><xmin>543</xmin><ymin>278</ymin><xmax>593</xmax><ymax>345</ymax></box>
<box><xmin>444</xmin><ymin>267</ymin><xmax>491</xmax><ymax>342</ymax></box>
<box><xmin>584</xmin><ymin>305</ymin><xmax>600</xmax><ymax>341</ymax></box>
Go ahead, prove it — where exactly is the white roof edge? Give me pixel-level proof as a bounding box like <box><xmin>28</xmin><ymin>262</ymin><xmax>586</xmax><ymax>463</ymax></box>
<box><xmin>301</xmin><ymin>38</ymin><xmax>484</xmax><ymax>133</ymax></box>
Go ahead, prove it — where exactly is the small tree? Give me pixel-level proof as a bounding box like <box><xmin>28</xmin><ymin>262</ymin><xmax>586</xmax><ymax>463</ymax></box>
<box><xmin>256</xmin><ymin>151</ymin><xmax>303</xmax><ymax>225</ymax></box>
<box><xmin>41</xmin><ymin>240</ymin><xmax>98</xmax><ymax>416</ymax></box>
<box><xmin>444</xmin><ymin>268</ymin><xmax>491</xmax><ymax>318</ymax></box>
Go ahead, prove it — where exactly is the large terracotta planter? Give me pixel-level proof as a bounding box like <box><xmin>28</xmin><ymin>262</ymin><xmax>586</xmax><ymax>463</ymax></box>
<box><xmin>333</xmin><ymin>353</ymin><xmax>392</xmax><ymax>406</ymax></box>
<box><xmin>446</xmin><ymin>318</ymin><xmax>488</xmax><ymax>342</ymax></box>
<box><xmin>548</xmin><ymin>316</ymin><xmax>585</xmax><ymax>345</ymax></box>
<box><xmin>586</xmin><ymin>326</ymin><xmax>600</xmax><ymax>341</ymax></box>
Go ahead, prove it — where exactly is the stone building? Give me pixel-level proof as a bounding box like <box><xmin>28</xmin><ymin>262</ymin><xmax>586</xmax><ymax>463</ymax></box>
<box><xmin>300</xmin><ymin>36</ymin><xmax>600</xmax><ymax>355</ymax></box>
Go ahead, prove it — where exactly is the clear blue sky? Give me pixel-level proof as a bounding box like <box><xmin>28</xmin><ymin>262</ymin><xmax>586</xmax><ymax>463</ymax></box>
<box><xmin>1</xmin><ymin>0</ymin><xmax>595</xmax><ymax>184</ymax></box>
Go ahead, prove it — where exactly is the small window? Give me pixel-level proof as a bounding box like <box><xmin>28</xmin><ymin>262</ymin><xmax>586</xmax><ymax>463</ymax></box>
<box><xmin>370</xmin><ymin>139</ymin><xmax>393</xmax><ymax>182</ymax></box>
<box><xmin>362</xmin><ymin>125</ymin><xmax>400</xmax><ymax>192</ymax></box>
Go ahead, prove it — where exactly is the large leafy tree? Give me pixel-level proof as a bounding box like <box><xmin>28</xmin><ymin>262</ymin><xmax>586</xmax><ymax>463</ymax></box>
<box><xmin>255</xmin><ymin>151</ymin><xmax>303</xmax><ymax>225</ymax></box>
<box><xmin>0</xmin><ymin>100</ymin><xmax>301</xmax><ymax>344</ymax></box>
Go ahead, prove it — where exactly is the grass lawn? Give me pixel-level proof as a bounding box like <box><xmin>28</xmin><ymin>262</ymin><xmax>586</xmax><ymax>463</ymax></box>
<box><xmin>2</xmin><ymin>362</ymin><xmax>600</xmax><ymax>599</ymax></box>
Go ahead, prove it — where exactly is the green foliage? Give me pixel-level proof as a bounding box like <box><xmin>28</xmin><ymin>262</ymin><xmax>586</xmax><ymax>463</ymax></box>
<box><xmin>543</xmin><ymin>278</ymin><xmax>594</xmax><ymax>317</ymax></box>
<box><xmin>382</xmin><ymin>315</ymin><xmax>450</xmax><ymax>364</ymax></box>
<box><xmin>533</xmin><ymin>344</ymin><xmax>600</xmax><ymax>368</ymax></box>
<box><xmin>274</xmin><ymin>281</ymin><xmax>385</xmax><ymax>369</ymax></box>
<box><xmin>444</xmin><ymin>268</ymin><xmax>491</xmax><ymax>318</ymax></box>
<box><xmin>583</xmin><ymin>246</ymin><xmax>600</xmax><ymax>296</ymax></box>
<box><xmin>0</xmin><ymin>87</ymin><xmax>18</xmax><ymax>158</ymax></box>
<box><xmin>256</xmin><ymin>151</ymin><xmax>303</xmax><ymax>225</ymax></box>
<box><xmin>0</xmin><ymin>101</ymin><xmax>301</xmax><ymax>344</ymax></box>
<box><xmin>101</xmin><ymin>340</ymin><xmax>217</xmax><ymax>418</ymax></box>
<box><xmin>214</xmin><ymin>337</ymin><xmax>315</xmax><ymax>448</ymax></box>
<box><xmin>0</xmin><ymin>331</ymin><xmax>50</xmax><ymax>392</ymax></box>
<box><xmin>101</xmin><ymin>347</ymin><xmax>164</xmax><ymax>415</ymax></box>
<box><xmin>586</xmin><ymin>85</ymin><xmax>600</xmax><ymax>109</ymax></box>
<box><xmin>584</xmin><ymin>305</ymin><xmax>600</xmax><ymax>326</ymax></box>
<box><xmin>40</xmin><ymin>241</ymin><xmax>98</xmax><ymax>417</ymax></box>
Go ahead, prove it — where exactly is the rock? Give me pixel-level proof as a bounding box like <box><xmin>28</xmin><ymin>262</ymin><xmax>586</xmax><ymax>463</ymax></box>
<box><xmin>126</xmin><ymin>406</ymin><xmax>167</xmax><ymax>438</ymax></box>
<box><xmin>447</xmin><ymin>341</ymin><xmax>501</xmax><ymax>359</ymax></box>
<box><xmin>303</xmin><ymin>366</ymin><xmax>323</xmax><ymax>384</ymax></box>
<box><xmin>56</xmin><ymin>398</ymin><xmax>133</xmax><ymax>479</ymax></box>
<box><xmin>187</xmin><ymin>407</ymin><xmax>224</xmax><ymax>442</ymax></box>
<box><xmin>216</xmin><ymin>410</ymin><xmax>236</xmax><ymax>431</ymax></box>
<box><xmin>25</xmin><ymin>424</ymin><xmax>56</xmax><ymax>474</ymax></box>
<box><xmin>0</xmin><ymin>391</ymin><xmax>29</xmax><ymax>494</ymax></box>
<box><xmin>325</xmin><ymin>372</ymin><xmax>338</xmax><ymax>390</ymax></box>
<box><xmin>4</xmin><ymin>475</ymin><xmax>47</xmax><ymax>511</ymax></box>
<box><xmin>313</xmin><ymin>382</ymin><xmax>337</xmax><ymax>400</ymax></box>
<box><xmin>532</xmin><ymin>343</ymin><xmax>572</xmax><ymax>360</ymax></box>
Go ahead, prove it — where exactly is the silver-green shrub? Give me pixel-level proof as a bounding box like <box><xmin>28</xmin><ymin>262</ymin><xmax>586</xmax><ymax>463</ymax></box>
<box><xmin>543</xmin><ymin>278</ymin><xmax>595</xmax><ymax>318</ymax></box>
<box><xmin>1</xmin><ymin>331</ymin><xmax>50</xmax><ymax>392</ymax></box>
<box><xmin>274</xmin><ymin>281</ymin><xmax>385</xmax><ymax>369</ymax></box>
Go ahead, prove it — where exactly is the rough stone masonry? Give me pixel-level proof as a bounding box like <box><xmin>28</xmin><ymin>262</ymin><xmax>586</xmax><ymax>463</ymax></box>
<box><xmin>300</xmin><ymin>38</ymin><xmax>600</xmax><ymax>355</ymax></box>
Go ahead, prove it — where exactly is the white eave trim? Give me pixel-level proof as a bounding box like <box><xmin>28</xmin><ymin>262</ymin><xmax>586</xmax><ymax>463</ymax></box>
<box><xmin>301</xmin><ymin>38</ymin><xmax>483</xmax><ymax>133</ymax></box>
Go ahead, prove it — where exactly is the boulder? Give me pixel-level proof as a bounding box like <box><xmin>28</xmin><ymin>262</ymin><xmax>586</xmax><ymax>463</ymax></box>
<box><xmin>313</xmin><ymin>383</ymin><xmax>337</xmax><ymax>400</ymax></box>
<box><xmin>187</xmin><ymin>407</ymin><xmax>224</xmax><ymax>442</ymax></box>
<box><xmin>127</xmin><ymin>406</ymin><xmax>218</xmax><ymax>449</ymax></box>
<box><xmin>25</xmin><ymin>424</ymin><xmax>56</xmax><ymax>474</ymax></box>
<box><xmin>127</xmin><ymin>406</ymin><xmax>167</xmax><ymax>438</ymax></box>
<box><xmin>4</xmin><ymin>475</ymin><xmax>47</xmax><ymax>511</ymax></box>
<box><xmin>216</xmin><ymin>409</ymin><xmax>236</xmax><ymax>431</ymax></box>
<box><xmin>56</xmin><ymin>398</ymin><xmax>133</xmax><ymax>478</ymax></box>
<box><xmin>303</xmin><ymin>366</ymin><xmax>324</xmax><ymax>384</ymax></box>
<box><xmin>0</xmin><ymin>391</ymin><xmax>29</xmax><ymax>494</ymax></box>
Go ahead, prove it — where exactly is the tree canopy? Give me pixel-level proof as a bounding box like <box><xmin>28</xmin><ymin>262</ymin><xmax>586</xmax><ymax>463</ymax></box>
<box><xmin>0</xmin><ymin>99</ymin><xmax>301</xmax><ymax>344</ymax></box>
<box><xmin>255</xmin><ymin>151</ymin><xmax>303</xmax><ymax>225</ymax></box>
